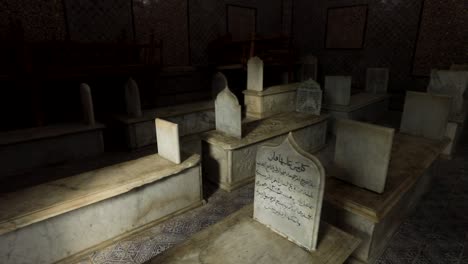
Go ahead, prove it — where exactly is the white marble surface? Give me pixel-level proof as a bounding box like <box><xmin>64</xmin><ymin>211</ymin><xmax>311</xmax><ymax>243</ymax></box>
<box><xmin>400</xmin><ymin>91</ymin><xmax>451</xmax><ymax>140</ymax></box>
<box><xmin>296</xmin><ymin>79</ymin><xmax>322</xmax><ymax>115</ymax></box>
<box><xmin>155</xmin><ymin>118</ymin><xmax>181</xmax><ymax>164</ymax></box>
<box><xmin>0</xmin><ymin>165</ymin><xmax>202</xmax><ymax>264</ymax></box>
<box><xmin>247</xmin><ymin>57</ymin><xmax>264</xmax><ymax>91</ymax></box>
<box><xmin>254</xmin><ymin>134</ymin><xmax>325</xmax><ymax>251</ymax></box>
<box><xmin>324</xmin><ymin>76</ymin><xmax>351</xmax><ymax>106</ymax></box>
<box><xmin>215</xmin><ymin>87</ymin><xmax>242</xmax><ymax>138</ymax></box>
<box><xmin>334</xmin><ymin>119</ymin><xmax>394</xmax><ymax>193</ymax></box>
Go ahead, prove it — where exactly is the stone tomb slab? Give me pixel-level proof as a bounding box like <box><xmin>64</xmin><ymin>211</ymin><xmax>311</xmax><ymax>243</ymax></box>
<box><xmin>244</xmin><ymin>83</ymin><xmax>300</xmax><ymax>119</ymax></box>
<box><xmin>334</xmin><ymin>119</ymin><xmax>394</xmax><ymax>194</ymax></box>
<box><xmin>366</xmin><ymin>68</ymin><xmax>389</xmax><ymax>94</ymax></box>
<box><xmin>202</xmin><ymin>112</ymin><xmax>329</xmax><ymax>192</ymax></box>
<box><xmin>324</xmin><ymin>76</ymin><xmax>352</xmax><ymax>105</ymax></box>
<box><xmin>254</xmin><ymin>133</ymin><xmax>325</xmax><ymax>251</ymax></box>
<box><xmin>400</xmin><ymin>91</ymin><xmax>451</xmax><ymax>140</ymax></box>
<box><xmin>147</xmin><ymin>205</ymin><xmax>360</xmax><ymax>264</ymax></box>
<box><xmin>296</xmin><ymin>79</ymin><xmax>322</xmax><ymax>115</ymax></box>
<box><xmin>155</xmin><ymin>118</ymin><xmax>181</xmax><ymax>164</ymax></box>
<box><xmin>215</xmin><ymin>87</ymin><xmax>242</xmax><ymax>138</ymax></box>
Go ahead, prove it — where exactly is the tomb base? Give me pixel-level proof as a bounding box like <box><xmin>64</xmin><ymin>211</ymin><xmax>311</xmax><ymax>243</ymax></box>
<box><xmin>114</xmin><ymin>100</ymin><xmax>214</xmax><ymax>149</ymax></box>
<box><xmin>321</xmin><ymin>134</ymin><xmax>449</xmax><ymax>263</ymax></box>
<box><xmin>0</xmin><ymin>153</ymin><xmax>203</xmax><ymax>264</ymax></box>
<box><xmin>147</xmin><ymin>204</ymin><xmax>360</xmax><ymax>264</ymax></box>
<box><xmin>243</xmin><ymin>83</ymin><xmax>300</xmax><ymax>119</ymax></box>
<box><xmin>0</xmin><ymin>123</ymin><xmax>104</xmax><ymax>179</ymax></box>
<box><xmin>322</xmin><ymin>93</ymin><xmax>389</xmax><ymax>134</ymax></box>
<box><xmin>202</xmin><ymin>112</ymin><xmax>328</xmax><ymax>192</ymax></box>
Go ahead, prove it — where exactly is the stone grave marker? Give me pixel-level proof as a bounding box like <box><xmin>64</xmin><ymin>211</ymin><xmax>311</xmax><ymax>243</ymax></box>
<box><xmin>366</xmin><ymin>68</ymin><xmax>389</xmax><ymax>94</ymax></box>
<box><xmin>400</xmin><ymin>91</ymin><xmax>452</xmax><ymax>140</ymax></box>
<box><xmin>80</xmin><ymin>83</ymin><xmax>95</xmax><ymax>125</ymax></box>
<box><xmin>215</xmin><ymin>87</ymin><xmax>242</xmax><ymax>138</ymax></box>
<box><xmin>428</xmin><ymin>70</ymin><xmax>468</xmax><ymax>115</ymax></box>
<box><xmin>299</xmin><ymin>55</ymin><xmax>318</xmax><ymax>81</ymax></box>
<box><xmin>247</xmin><ymin>56</ymin><xmax>264</xmax><ymax>91</ymax></box>
<box><xmin>155</xmin><ymin>118</ymin><xmax>181</xmax><ymax>164</ymax></box>
<box><xmin>334</xmin><ymin>119</ymin><xmax>394</xmax><ymax>194</ymax></box>
<box><xmin>212</xmin><ymin>72</ymin><xmax>228</xmax><ymax>99</ymax></box>
<box><xmin>296</xmin><ymin>79</ymin><xmax>322</xmax><ymax>115</ymax></box>
<box><xmin>324</xmin><ymin>76</ymin><xmax>351</xmax><ymax>105</ymax></box>
<box><xmin>125</xmin><ymin>78</ymin><xmax>142</xmax><ymax>117</ymax></box>
<box><xmin>254</xmin><ymin>133</ymin><xmax>325</xmax><ymax>251</ymax></box>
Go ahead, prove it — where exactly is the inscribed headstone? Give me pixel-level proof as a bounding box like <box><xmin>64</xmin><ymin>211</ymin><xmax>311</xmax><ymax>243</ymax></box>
<box><xmin>254</xmin><ymin>133</ymin><xmax>325</xmax><ymax>251</ymax></box>
<box><xmin>427</xmin><ymin>70</ymin><xmax>468</xmax><ymax>115</ymax></box>
<box><xmin>212</xmin><ymin>72</ymin><xmax>228</xmax><ymax>99</ymax></box>
<box><xmin>80</xmin><ymin>83</ymin><xmax>95</xmax><ymax>125</ymax></box>
<box><xmin>125</xmin><ymin>78</ymin><xmax>142</xmax><ymax>117</ymax></box>
<box><xmin>155</xmin><ymin>118</ymin><xmax>181</xmax><ymax>164</ymax></box>
<box><xmin>215</xmin><ymin>87</ymin><xmax>242</xmax><ymax>138</ymax></box>
<box><xmin>334</xmin><ymin>119</ymin><xmax>394</xmax><ymax>193</ymax></box>
<box><xmin>366</xmin><ymin>68</ymin><xmax>389</xmax><ymax>94</ymax></box>
<box><xmin>400</xmin><ymin>91</ymin><xmax>451</xmax><ymax>140</ymax></box>
<box><xmin>247</xmin><ymin>56</ymin><xmax>264</xmax><ymax>91</ymax></box>
<box><xmin>299</xmin><ymin>55</ymin><xmax>318</xmax><ymax>81</ymax></box>
<box><xmin>324</xmin><ymin>76</ymin><xmax>351</xmax><ymax>105</ymax></box>
<box><xmin>296</xmin><ymin>79</ymin><xmax>322</xmax><ymax>115</ymax></box>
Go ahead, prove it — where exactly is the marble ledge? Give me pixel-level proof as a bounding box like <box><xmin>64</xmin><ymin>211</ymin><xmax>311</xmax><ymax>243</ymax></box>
<box><xmin>0</xmin><ymin>122</ymin><xmax>105</xmax><ymax>146</ymax></box>
<box><xmin>322</xmin><ymin>93</ymin><xmax>389</xmax><ymax>112</ymax></box>
<box><xmin>0</xmin><ymin>153</ymin><xmax>201</xmax><ymax>236</ymax></box>
<box><xmin>114</xmin><ymin>100</ymin><xmax>214</xmax><ymax>124</ymax></box>
<box><xmin>147</xmin><ymin>204</ymin><xmax>360</xmax><ymax>264</ymax></box>
<box><xmin>243</xmin><ymin>82</ymin><xmax>300</xmax><ymax>96</ymax></box>
<box><xmin>323</xmin><ymin>133</ymin><xmax>449</xmax><ymax>223</ymax></box>
<box><xmin>201</xmin><ymin>112</ymin><xmax>329</xmax><ymax>150</ymax></box>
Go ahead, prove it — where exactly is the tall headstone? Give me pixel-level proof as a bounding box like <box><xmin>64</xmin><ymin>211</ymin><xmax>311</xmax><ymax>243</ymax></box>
<box><xmin>247</xmin><ymin>56</ymin><xmax>264</xmax><ymax>91</ymax></box>
<box><xmin>324</xmin><ymin>76</ymin><xmax>351</xmax><ymax>105</ymax></box>
<box><xmin>80</xmin><ymin>83</ymin><xmax>95</xmax><ymax>126</ymax></box>
<box><xmin>155</xmin><ymin>118</ymin><xmax>181</xmax><ymax>164</ymax></box>
<box><xmin>254</xmin><ymin>133</ymin><xmax>325</xmax><ymax>251</ymax></box>
<box><xmin>215</xmin><ymin>87</ymin><xmax>242</xmax><ymax>138</ymax></box>
<box><xmin>212</xmin><ymin>72</ymin><xmax>228</xmax><ymax>99</ymax></box>
<box><xmin>427</xmin><ymin>70</ymin><xmax>468</xmax><ymax>115</ymax></box>
<box><xmin>125</xmin><ymin>78</ymin><xmax>143</xmax><ymax>117</ymax></box>
<box><xmin>299</xmin><ymin>55</ymin><xmax>318</xmax><ymax>81</ymax></box>
<box><xmin>366</xmin><ymin>68</ymin><xmax>389</xmax><ymax>94</ymax></box>
<box><xmin>334</xmin><ymin>119</ymin><xmax>394</xmax><ymax>194</ymax></box>
<box><xmin>296</xmin><ymin>79</ymin><xmax>322</xmax><ymax>115</ymax></box>
<box><xmin>400</xmin><ymin>91</ymin><xmax>452</xmax><ymax>140</ymax></box>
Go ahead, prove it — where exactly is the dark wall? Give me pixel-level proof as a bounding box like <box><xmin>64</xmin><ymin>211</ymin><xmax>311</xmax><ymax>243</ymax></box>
<box><xmin>294</xmin><ymin>0</ymin><xmax>424</xmax><ymax>94</ymax></box>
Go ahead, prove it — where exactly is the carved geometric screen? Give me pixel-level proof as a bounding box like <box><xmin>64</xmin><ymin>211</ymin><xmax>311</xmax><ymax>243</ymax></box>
<box><xmin>325</xmin><ymin>5</ymin><xmax>368</xmax><ymax>49</ymax></box>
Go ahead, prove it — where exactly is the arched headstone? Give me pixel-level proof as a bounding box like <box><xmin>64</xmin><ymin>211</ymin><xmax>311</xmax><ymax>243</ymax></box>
<box><xmin>254</xmin><ymin>133</ymin><xmax>325</xmax><ymax>251</ymax></box>
<box><xmin>215</xmin><ymin>87</ymin><xmax>242</xmax><ymax>138</ymax></box>
<box><xmin>247</xmin><ymin>56</ymin><xmax>264</xmax><ymax>92</ymax></box>
<box><xmin>125</xmin><ymin>78</ymin><xmax>142</xmax><ymax>117</ymax></box>
<box><xmin>80</xmin><ymin>83</ymin><xmax>95</xmax><ymax>125</ymax></box>
<box><xmin>296</xmin><ymin>79</ymin><xmax>322</xmax><ymax>115</ymax></box>
<box><xmin>212</xmin><ymin>72</ymin><xmax>228</xmax><ymax>99</ymax></box>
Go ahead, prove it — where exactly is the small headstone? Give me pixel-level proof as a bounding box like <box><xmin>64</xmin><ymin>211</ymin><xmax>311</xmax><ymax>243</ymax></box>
<box><xmin>125</xmin><ymin>78</ymin><xmax>143</xmax><ymax>117</ymax></box>
<box><xmin>366</xmin><ymin>68</ymin><xmax>389</xmax><ymax>94</ymax></box>
<box><xmin>247</xmin><ymin>56</ymin><xmax>264</xmax><ymax>91</ymax></box>
<box><xmin>427</xmin><ymin>70</ymin><xmax>468</xmax><ymax>115</ymax></box>
<box><xmin>299</xmin><ymin>55</ymin><xmax>318</xmax><ymax>81</ymax></box>
<box><xmin>215</xmin><ymin>87</ymin><xmax>242</xmax><ymax>138</ymax></box>
<box><xmin>400</xmin><ymin>91</ymin><xmax>452</xmax><ymax>140</ymax></box>
<box><xmin>155</xmin><ymin>118</ymin><xmax>181</xmax><ymax>164</ymax></box>
<box><xmin>324</xmin><ymin>76</ymin><xmax>351</xmax><ymax>105</ymax></box>
<box><xmin>254</xmin><ymin>133</ymin><xmax>325</xmax><ymax>251</ymax></box>
<box><xmin>80</xmin><ymin>83</ymin><xmax>95</xmax><ymax>125</ymax></box>
<box><xmin>212</xmin><ymin>72</ymin><xmax>228</xmax><ymax>99</ymax></box>
<box><xmin>296</xmin><ymin>79</ymin><xmax>322</xmax><ymax>115</ymax></box>
<box><xmin>334</xmin><ymin>119</ymin><xmax>394</xmax><ymax>194</ymax></box>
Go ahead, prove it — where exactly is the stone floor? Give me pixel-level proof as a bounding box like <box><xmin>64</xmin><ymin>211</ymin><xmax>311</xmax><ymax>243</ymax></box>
<box><xmin>74</xmin><ymin>139</ymin><xmax>468</xmax><ymax>264</ymax></box>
